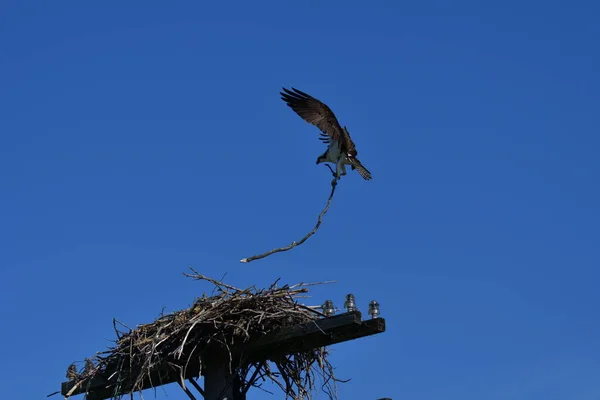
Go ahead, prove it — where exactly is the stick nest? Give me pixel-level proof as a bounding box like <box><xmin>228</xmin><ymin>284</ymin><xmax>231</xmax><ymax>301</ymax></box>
<box><xmin>64</xmin><ymin>269</ymin><xmax>342</xmax><ymax>400</ymax></box>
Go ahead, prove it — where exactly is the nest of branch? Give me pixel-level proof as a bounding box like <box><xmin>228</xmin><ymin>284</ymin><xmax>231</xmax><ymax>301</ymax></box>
<box><xmin>65</xmin><ymin>269</ymin><xmax>342</xmax><ymax>400</ymax></box>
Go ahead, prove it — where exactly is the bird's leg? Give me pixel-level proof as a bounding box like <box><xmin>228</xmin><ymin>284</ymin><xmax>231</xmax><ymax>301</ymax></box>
<box><xmin>339</xmin><ymin>163</ymin><xmax>347</xmax><ymax>176</ymax></box>
<box><xmin>322</xmin><ymin>164</ymin><xmax>338</xmax><ymax>186</ymax></box>
<box><xmin>323</xmin><ymin>163</ymin><xmax>336</xmax><ymax>177</ymax></box>
<box><xmin>335</xmin><ymin>158</ymin><xmax>343</xmax><ymax>180</ymax></box>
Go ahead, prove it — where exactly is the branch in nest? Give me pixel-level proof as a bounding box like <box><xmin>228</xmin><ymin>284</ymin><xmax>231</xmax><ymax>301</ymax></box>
<box><xmin>240</xmin><ymin>169</ymin><xmax>339</xmax><ymax>263</ymax></box>
<box><xmin>183</xmin><ymin>267</ymin><xmax>243</xmax><ymax>293</ymax></box>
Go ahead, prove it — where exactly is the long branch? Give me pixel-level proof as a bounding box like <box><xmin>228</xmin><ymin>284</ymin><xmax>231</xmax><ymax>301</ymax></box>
<box><xmin>240</xmin><ymin>178</ymin><xmax>338</xmax><ymax>263</ymax></box>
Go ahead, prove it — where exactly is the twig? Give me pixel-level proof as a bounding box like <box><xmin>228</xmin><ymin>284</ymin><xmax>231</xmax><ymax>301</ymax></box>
<box><xmin>240</xmin><ymin>177</ymin><xmax>339</xmax><ymax>263</ymax></box>
<box><xmin>183</xmin><ymin>267</ymin><xmax>243</xmax><ymax>293</ymax></box>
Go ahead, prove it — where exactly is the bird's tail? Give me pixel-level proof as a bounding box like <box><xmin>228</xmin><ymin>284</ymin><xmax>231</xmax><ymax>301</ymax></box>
<box><xmin>350</xmin><ymin>157</ymin><xmax>373</xmax><ymax>180</ymax></box>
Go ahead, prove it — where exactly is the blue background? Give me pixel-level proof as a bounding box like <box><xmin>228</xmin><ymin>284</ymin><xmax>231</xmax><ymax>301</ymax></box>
<box><xmin>1</xmin><ymin>1</ymin><xmax>599</xmax><ymax>399</ymax></box>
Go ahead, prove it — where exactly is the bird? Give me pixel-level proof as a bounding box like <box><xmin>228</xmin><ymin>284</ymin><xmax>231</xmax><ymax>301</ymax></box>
<box><xmin>66</xmin><ymin>363</ymin><xmax>79</xmax><ymax>381</ymax></box>
<box><xmin>280</xmin><ymin>87</ymin><xmax>372</xmax><ymax>181</ymax></box>
<box><xmin>84</xmin><ymin>358</ymin><xmax>95</xmax><ymax>375</ymax></box>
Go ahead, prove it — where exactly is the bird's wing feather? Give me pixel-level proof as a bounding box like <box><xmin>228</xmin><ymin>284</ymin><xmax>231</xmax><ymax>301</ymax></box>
<box><xmin>280</xmin><ymin>87</ymin><xmax>345</xmax><ymax>146</ymax></box>
<box><xmin>341</xmin><ymin>126</ymin><xmax>358</xmax><ymax>157</ymax></box>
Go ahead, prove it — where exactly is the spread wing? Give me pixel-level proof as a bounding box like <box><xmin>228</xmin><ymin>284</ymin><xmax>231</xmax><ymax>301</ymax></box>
<box><xmin>280</xmin><ymin>87</ymin><xmax>345</xmax><ymax>147</ymax></box>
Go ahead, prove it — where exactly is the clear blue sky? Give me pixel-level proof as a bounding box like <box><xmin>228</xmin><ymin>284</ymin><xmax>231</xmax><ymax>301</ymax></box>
<box><xmin>1</xmin><ymin>1</ymin><xmax>599</xmax><ymax>399</ymax></box>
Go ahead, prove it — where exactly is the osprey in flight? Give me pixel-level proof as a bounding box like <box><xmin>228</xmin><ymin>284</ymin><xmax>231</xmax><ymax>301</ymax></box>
<box><xmin>280</xmin><ymin>87</ymin><xmax>373</xmax><ymax>181</ymax></box>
